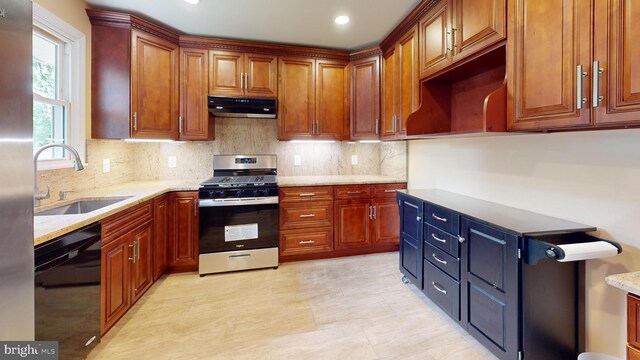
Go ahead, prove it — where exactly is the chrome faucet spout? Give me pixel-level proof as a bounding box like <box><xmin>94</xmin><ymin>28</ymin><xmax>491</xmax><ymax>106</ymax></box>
<box><xmin>33</xmin><ymin>144</ymin><xmax>84</xmax><ymax>206</ymax></box>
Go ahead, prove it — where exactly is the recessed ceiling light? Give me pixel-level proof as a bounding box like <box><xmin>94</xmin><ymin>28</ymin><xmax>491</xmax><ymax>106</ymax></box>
<box><xmin>183</xmin><ymin>0</ymin><xmax>199</xmax><ymax>4</ymax></box>
<box><xmin>335</xmin><ymin>16</ymin><xmax>350</xmax><ymax>25</ymax></box>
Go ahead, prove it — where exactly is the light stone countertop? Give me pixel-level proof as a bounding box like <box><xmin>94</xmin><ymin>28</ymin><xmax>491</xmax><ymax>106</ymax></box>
<box><xmin>605</xmin><ymin>272</ymin><xmax>640</xmax><ymax>296</ymax></box>
<box><xmin>277</xmin><ymin>175</ymin><xmax>406</xmax><ymax>187</ymax></box>
<box><xmin>34</xmin><ymin>180</ymin><xmax>203</xmax><ymax>246</ymax></box>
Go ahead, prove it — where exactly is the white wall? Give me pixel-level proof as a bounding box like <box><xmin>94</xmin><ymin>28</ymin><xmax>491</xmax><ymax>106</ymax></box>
<box><xmin>408</xmin><ymin>128</ymin><xmax>640</xmax><ymax>357</ymax></box>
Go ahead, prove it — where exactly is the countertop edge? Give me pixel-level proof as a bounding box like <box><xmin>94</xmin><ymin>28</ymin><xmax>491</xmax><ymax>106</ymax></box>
<box><xmin>605</xmin><ymin>272</ymin><xmax>640</xmax><ymax>296</ymax></box>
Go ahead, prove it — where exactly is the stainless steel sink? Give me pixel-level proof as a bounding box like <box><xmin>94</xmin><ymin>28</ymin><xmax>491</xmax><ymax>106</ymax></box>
<box><xmin>35</xmin><ymin>196</ymin><xmax>133</xmax><ymax>216</ymax></box>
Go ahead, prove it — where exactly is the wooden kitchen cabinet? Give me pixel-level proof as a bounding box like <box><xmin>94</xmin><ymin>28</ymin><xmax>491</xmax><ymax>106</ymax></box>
<box><xmin>153</xmin><ymin>195</ymin><xmax>169</xmax><ymax>281</ymax></box>
<box><xmin>382</xmin><ymin>26</ymin><xmax>419</xmax><ymax>140</ymax></box>
<box><xmin>101</xmin><ymin>234</ymin><xmax>129</xmax><ymax>335</ymax></box>
<box><xmin>629</xmin><ymin>294</ymin><xmax>640</xmax><ymax>357</ymax></box>
<box><xmin>209</xmin><ymin>50</ymin><xmax>277</xmax><ymax>98</ymax></box>
<box><xmin>334</xmin><ymin>199</ymin><xmax>372</xmax><ymax>249</ymax></box>
<box><xmin>419</xmin><ymin>0</ymin><xmax>505</xmax><ymax>80</ymax></box>
<box><xmin>180</xmin><ymin>48</ymin><xmax>214</xmax><ymax>140</ymax></box>
<box><xmin>88</xmin><ymin>11</ymin><xmax>179</xmax><ymax>140</ymax></box>
<box><xmin>350</xmin><ymin>55</ymin><xmax>381</xmax><ymax>140</ymax></box>
<box><xmin>168</xmin><ymin>192</ymin><xmax>199</xmax><ymax>272</ymax></box>
<box><xmin>278</xmin><ymin>57</ymin><xmax>348</xmax><ymax>140</ymax></box>
<box><xmin>372</xmin><ymin>198</ymin><xmax>401</xmax><ymax>245</ymax></box>
<box><xmin>129</xmin><ymin>221</ymin><xmax>154</xmax><ymax>304</ymax></box>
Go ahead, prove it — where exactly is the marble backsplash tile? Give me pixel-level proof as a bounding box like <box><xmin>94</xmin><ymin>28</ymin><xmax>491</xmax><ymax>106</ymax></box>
<box><xmin>36</xmin><ymin>118</ymin><xmax>407</xmax><ymax>205</ymax></box>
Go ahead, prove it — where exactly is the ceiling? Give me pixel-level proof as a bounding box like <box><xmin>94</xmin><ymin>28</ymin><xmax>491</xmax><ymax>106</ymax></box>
<box><xmin>85</xmin><ymin>0</ymin><xmax>422</xmax><ymax>51</ymax></box>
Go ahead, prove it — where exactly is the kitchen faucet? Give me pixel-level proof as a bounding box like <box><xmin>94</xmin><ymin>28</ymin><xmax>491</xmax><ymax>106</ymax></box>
<box><xmin>33</xmin><ymin>144</ymin><xmax>84</xmax><ymax>207</ymax></box>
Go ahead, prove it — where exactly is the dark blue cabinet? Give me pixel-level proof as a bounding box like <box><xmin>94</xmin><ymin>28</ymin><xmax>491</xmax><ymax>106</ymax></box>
<box><xmin>397</xmin><ymin>192</ymin><xmax>423</xmax><ymax>286</ymax></box>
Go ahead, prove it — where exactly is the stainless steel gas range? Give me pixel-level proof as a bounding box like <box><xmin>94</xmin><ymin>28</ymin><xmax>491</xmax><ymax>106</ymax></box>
<box><xmin>198</xmin><ymin>155</ymin><xmax>279</xmax><ymax>276</ymax></box>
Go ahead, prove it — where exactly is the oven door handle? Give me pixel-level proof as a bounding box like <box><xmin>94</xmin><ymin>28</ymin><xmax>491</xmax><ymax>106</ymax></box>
<box><xmin>199</xmin><ymin>196</ymin><xmax>279</xmax><ymax>207</ymax></box>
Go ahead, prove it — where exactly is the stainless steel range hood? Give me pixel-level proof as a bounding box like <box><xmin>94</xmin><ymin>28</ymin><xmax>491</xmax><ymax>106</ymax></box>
<box><xmin>208</xmin><ymin>96</ymin><xmax>277</xmax><ymax>118</ymax></box>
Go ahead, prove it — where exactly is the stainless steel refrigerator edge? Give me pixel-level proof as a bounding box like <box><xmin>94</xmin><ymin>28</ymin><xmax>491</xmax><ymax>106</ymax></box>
<box><xmin>0</xmin><ymin>0</ymin><xmax>35</xmax><ymax>340</ymax></box>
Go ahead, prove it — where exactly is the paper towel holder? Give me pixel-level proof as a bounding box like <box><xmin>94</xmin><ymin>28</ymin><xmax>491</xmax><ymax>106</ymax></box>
<box><xmin>526</xmin><ymin>234</ymin><xmax>622</xmax><ymax>265</ymax></box>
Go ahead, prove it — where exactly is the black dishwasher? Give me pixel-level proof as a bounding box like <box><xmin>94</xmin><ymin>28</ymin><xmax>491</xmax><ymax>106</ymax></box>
<box><xmin>35</xmin><ymin>223</ymin><xmax>101</xmax><ymax>359</ymax></box>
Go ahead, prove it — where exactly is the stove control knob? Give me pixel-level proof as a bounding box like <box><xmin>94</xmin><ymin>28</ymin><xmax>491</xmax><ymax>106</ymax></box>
<box><xmin>214</xmin><ymin>190</ymin><xmax>226</xmax><ymax>199</ymax></box>
<box><xmin>258</xmin><ymin>189</ymin><xmax>270</xmax><ymax>197</ymax></box>
<box><xmin>247</xmin><ymin>189</ymin><xmax>259</xmax><ymax>197</ymax></box>
<box><xmin>207</xmin><ymin>190</ymin><xmax>216</xmax><ymax>199</ymax></box>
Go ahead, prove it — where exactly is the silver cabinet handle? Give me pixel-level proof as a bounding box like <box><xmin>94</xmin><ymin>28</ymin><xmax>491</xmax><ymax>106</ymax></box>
<box><xmin>452</xmin><ymin>27</ymin><xmax>458</xmax><ymax>51</ymax></box>
<box><xmin>245</xmin><ymin>73</ymin><xmax>249</xmax><ymax>91</ymax></box>
<box><xmin>458</xmin><ymin>236</ymin><xmax>466</xmax><ymax>244</ymax></box>
<box><xmin>432</xmin><ymin>214</ymin><xmax>448</xmax><ymax>222</ymax></box>
<box><xmin>416</xmin><ymin>216</ymin><xmax>422</xmax><ymax>221</ymax></box>
<box><xmin>375</xmin><ymin>118</ymin><xmax>379</xmax><ymax>135</ymax></box>
<box><xmin>347</xmin><ymin>191</ymin><xmax>362</xmax><ymax>195</ymax></box>
<box><xmin>240</xmin><ymin>72</ymin><xmax>244</xmax><ymax>90</ymax></box>
<box><xmin>432</xmin><ymin>253</ymin><xmax>448</xmax><ymax>265</ymax></box>
<box><xmin>369</xmin><ymin>205</ymin><xmax>373</xmax><ymax>220</ymax></box>
<box><xmin>431</xmin><ymin>233</ymin><xmax>447</xmax><ymax>243</ymax></box>
<box><xmin>179</xmin><ymin>116</ymin><xmax>183</xmax><ymax>134</ymax></box>
<box><xmin>576</xmin><ymin>65</ymin><xmax>587</xmax><ymax>109</ymax></box>
<box><xmin>384</xmin><ymin>189</ymin><xmax>398</xmax><ymax>193</ymax></box>
<box><xmin>299</xmin><ymin>240</ymin><xmax>315</xmax><ymax>245</ymax></box>
<box><xmin>128</xmin><ymin>242</ymin><xmax>135</xmax><ymax>262</ymax></box>
<box><xmin>592</xmin><ymin>60</ymin><xmax>604</xmax><ymax>108</ymax></box>
<box><xmin>392</xmin><ymin>115</ymin><xmax>397</xmax><ymax>133</ymax></box>
<box><xmin>432</xmin><ymin>282</ymin><xmax>447</xmax><ymax>294</ymax></box>
<box><xmin>137</xmin><ymin>240</ymin><xmax>141</xmax><ymax>262</ymax></box>
<box><xmin>299</xmin><ymin>193</ymin><xmax>316</xmax><ymax>197</ymax></box>
<box><xmin>373</xmin><ymin>205</ymin><xmax>377</xmax><ymax>219</ymax></box>
<box><xmin>445</xmin><ymin>26</ymin><xmax>451</xmax><ymax>53</ymax></box>
<box><xmin>229</xmin><ymin>254</ymin><xmax>251</xmax><ymax>259</ymax></box>
<box><xmin>299</xmin><ymin>214</ymin><xmax>316</xmax><ymax>218</ymax></box>
<box><xmin>133</xmin><ymin>111</ymin><xmax>138</xmax><ymax>131</ymax></box>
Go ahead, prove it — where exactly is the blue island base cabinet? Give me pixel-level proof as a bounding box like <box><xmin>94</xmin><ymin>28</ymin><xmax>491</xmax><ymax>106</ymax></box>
<box><xmin>397</xmin><ymin>190</ymin><xmax>592</xmax><ymax>360</ymax></box>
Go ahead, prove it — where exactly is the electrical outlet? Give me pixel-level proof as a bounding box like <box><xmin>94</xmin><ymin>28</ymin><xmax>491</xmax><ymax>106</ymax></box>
<box><xmin>294</xmin><ymin>155</ymin><xmax>301</xmax><ymax>166</ymax></box>
<box><xmin>102</xmin><ymin>159</ymin><xmax>110</xmax><ymax>173</ymax></box>
<box><xmin>168</xmin><ymin>156</ymin><xmax>177</xmax><ymax>168</ymax></box>
<box><xmin>351</xmin><ymin>155</ymin><xmax>358</xmax><ymax>165</ymax></box>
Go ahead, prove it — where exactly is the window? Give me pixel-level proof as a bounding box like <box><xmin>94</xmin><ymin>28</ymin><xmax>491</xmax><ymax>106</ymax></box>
<box><xmin>33</xmin><ymin>4</ymin><xmax>86</xmax><ymax>169</ymax></box>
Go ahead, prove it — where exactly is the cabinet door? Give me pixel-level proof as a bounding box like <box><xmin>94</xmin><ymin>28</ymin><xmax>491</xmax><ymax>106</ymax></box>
<box><xmin>101</xmin><ymin>235</ymin><xmax>130</xmax><ymax>335</ymax></box>
<box><xmin>335</xmin><ymin>200</ymin><xmax>372</xmax><ymax>249</ymax></box>
<box><xmin>397</xmin><ymin>25</ymin><xmax>419</xmax><ymax>137</ymax></box>
<box><xmin>180</xmin><ymin>48</ymin><xmax>212</xmax><ymax>140</ymax></box>
<box><xmin>245</xmin><ymin>53</ymin><xmax>277</xmax><ymax>98</ymax></box>
<box><xmin>398</xmin><ymin>194</ymin><xmax>423</xmax><ymax>285</ymax></box>
<box><xmin>278</xmin><ymin>57</ymin><xmax>315</xmax><ymax>140</ymax></box>
<box><xmin>351</xmin><ymin>55</ymin><xmax>381</xmax><ymax>140</ymax></box>
<box><xmin>373</xmin><ymin>199</ymin><xmax>400</xmax><ymax>246</ymax></box>
<box><xmin>130</xmin><ymin>221</ymin><xmax>153</xmax><ymax>304</ymax></box>
<box><xmin>168</xmin><ymin>192</ymin><xmax>199</xmax><ymax>271</ymax></box>
<box><xmin>460</xmin><ymin>218</ymin><xmax>519</xmax><ymax>359</ymax></box>
<box><xmin>507</xmin><ymin>0</ymin><xmax>592</xmax><ymax>130</ymax></box>
<box><xmin>131</xmin><ymin>30</ymin><xmax>179</xmax><ymax>139</ymax></box>
<box><xmin>153</xmin><ymin>195</ymin><xmax>168</xmax><ymax>281</ymax></box>
<box><xmin>419</xmin><ymin>0</ymin><xmax>453</xmax><ymax>79</ymax></box>
<box><xmin>629</xmin><ymin>294</ymin><xmax>640</xmax><ymax>349</ymax></box>
<box><xmin>453</xmin><ymin>0</ymin><xmax>506</xmax><ymax>62</ymax></box>
<box><xmin>381</xmin><ymin>49</ymin><xmax>398</xmax><ymax>139</ymax></box>
<box><xmin>593</xmin><ymin>0</ymin><xmax>640</xmax><ymax>126</ymax></box>
<box><xmin>208</xmin><ymin>50</ymin><xmax>244</xmax><ymax>97</ymax></box>
<box><xmin>315</xmin><ymin>60</ymin><xmax>348</xmax><ymax>140</ymax></box>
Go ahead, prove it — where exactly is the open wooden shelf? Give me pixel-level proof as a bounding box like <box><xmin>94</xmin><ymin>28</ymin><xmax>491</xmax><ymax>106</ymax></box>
<box><xmin>407</xmin><ymin>45</ymin><xmax>508</xmax><ymax>138</ymax></box>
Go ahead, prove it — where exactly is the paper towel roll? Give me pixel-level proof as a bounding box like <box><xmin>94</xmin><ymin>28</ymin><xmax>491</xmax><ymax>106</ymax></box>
<box><xmin>556</xmin><ymin>241</ymin><xmax>619</xmax><ymax>262</ymax></box>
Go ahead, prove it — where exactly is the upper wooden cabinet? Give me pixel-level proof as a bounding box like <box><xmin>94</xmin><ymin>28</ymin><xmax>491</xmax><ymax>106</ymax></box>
<box><xmin>88</xmin><ymin>11</ymin><xmax>180</xmax><ymax>140</ymax></box>
<box><xmin>209</xmin><ymin>50</ymin><xmax>277</xmax><ymax>98</ymax></box>
<box><xmin>180</xmin><ymin>48</ymin><xmax>214</xmax><ymax>140</ymax></box>
<box><xmin>382</xmin><ymin>26</ymin><xmax>419</xmax><ymax>140</ymax></box>
<box><xmin>419</xmin><ymin>0</ymin><xmax>505</xmax><ymax>79</ymax></box>
<box><xmin>350</xmin><ymin>55</ymin><xmax>381</xmax><ymax>140</ymax></box>
<box><xmin>278</xmin><ymin>57</ymin><xmax>348</xmax><ymax>140</ymax></box>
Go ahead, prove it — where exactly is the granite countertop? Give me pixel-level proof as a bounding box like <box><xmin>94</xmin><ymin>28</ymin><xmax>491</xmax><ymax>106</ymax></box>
<box><xmin>400</xmin><ymin>189</ymin><xmax>596</xmax><ymax>237</ymax></box>
<box><xmin>606</xmin><ymin>272</ymin><xmax>640</xmax><ymax>296</ymax></box>
<box><xmin>277</xmin><ymin>175</ymin><xmax>406</xmax><ymax>187</ymax></box>
<box><xmin>34</xmin><ymin>180</ymin><xmax>202</xmax><ymax>246</ymax></box>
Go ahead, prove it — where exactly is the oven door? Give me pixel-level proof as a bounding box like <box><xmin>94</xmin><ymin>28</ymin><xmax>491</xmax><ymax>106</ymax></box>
<box><xmin>199</xmin><ymin>197</ymin><xmax>279</xmax><ymax>253</ymax></box>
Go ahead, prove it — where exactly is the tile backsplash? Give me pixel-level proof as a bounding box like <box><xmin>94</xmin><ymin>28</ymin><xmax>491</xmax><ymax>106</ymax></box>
<box><xmin>36</xmin><ymin>118</ymin><xmax>407</xmax><ymax>206</ymax></box>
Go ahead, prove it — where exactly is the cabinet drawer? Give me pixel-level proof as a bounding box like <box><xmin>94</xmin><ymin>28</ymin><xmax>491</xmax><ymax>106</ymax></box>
<box><xmin>279</xmin><ymin>186</ymin><xmax>333</xmax><ymax>202</ymax></box>
<box><xmin>279</xmin><ymin>227</ymin><xmax>333</xmax><ymax>256</ymax></box>
<box><xmin>425</xmin><ymin>225</ymin><xmax>459</xmax><ymax>257</ymax></box>
<box><xmin>102</xmin><ymin>201</ymin><xmax>153</xmax><ymax>245</ymax></box>
<box><xmin>280</xmin><ymin>201</ymin><xmax>333</xmax><ymax>229</ymax></box>
<box><xmin>423</xmin><ymin>260</ymin><xmax>460</xmax><ymax>320</ymax></box>
<box><xmin>334</xmin><ymin>185</ymin><xmax>373</xmax><ymax>199</ymax></box>
<box><xmin>372</xmin><ymin>183</ymin><xmax>407</xmax><ymax>198</ymax></box>
<box><xmin>425</xmin><ymin>203</ymin><xmax>460</xmax><ymax>235</ymax></box>
<box><xmin>425</xmin><ymin>243</ymin><xmax>459</xmax><ymax>281</ymax></box>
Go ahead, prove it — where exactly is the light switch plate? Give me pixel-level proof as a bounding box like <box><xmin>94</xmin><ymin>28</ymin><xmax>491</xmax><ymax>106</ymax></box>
<box><xmin>294</xmin><ymin>155</ymin><xmax>301</xmax><ymax>166</ymax></box>
<box><xmin>168</xmin><ymin>156</ymin><xmax>177</xmax><ymax>168</ymax></box>
<box><xmin>351</xmin><ymin>155</ymin><xmax>358</xmax><ymax>165</ymax></box>
<box><xmin>102</xmin><ymin>159</ymin><xmax>110</xmax><ymax>173</ymax></box>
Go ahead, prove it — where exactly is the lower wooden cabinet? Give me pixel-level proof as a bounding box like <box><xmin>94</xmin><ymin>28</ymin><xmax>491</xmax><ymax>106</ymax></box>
<box><xmin>130</xmin><ymin>221</ymin><xmax>154</xmax><ymax>304</ymax></box>
<box><xmin>279</xmin><ymin>183</ymin><xmax>406</xmax><ymax>261</ymax></box>
<box><xmin>168</xmin><ymin>191</ymin><xmax>199</xmax><ymax>272</ymax></box>
<box><xmin>629</xmin><ymin>294</ymin><xmax>640</xmax><ymax>358</ymax></box>
<box><xmin>153</xmin><ymin>195</ymin><xmax>169</xmax><ymax>281</ymax></box>
<box><xmin>101</xmin><ymin>234</ymin><xmax>130</xmax><ymax>335</ymax></box>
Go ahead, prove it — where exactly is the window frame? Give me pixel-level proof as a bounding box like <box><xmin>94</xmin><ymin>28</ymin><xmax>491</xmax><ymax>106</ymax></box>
<box><xmin>33</xmin><ymin>3</ymin><xmax>86</xmax><ymax>170</ymax></box>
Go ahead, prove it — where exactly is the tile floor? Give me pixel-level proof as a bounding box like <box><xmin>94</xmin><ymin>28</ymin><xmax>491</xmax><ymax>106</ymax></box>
<box><xmin>87</xmin><ymin>252</ymin><xmax>497</xmax><ymax>360</ymax></box>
